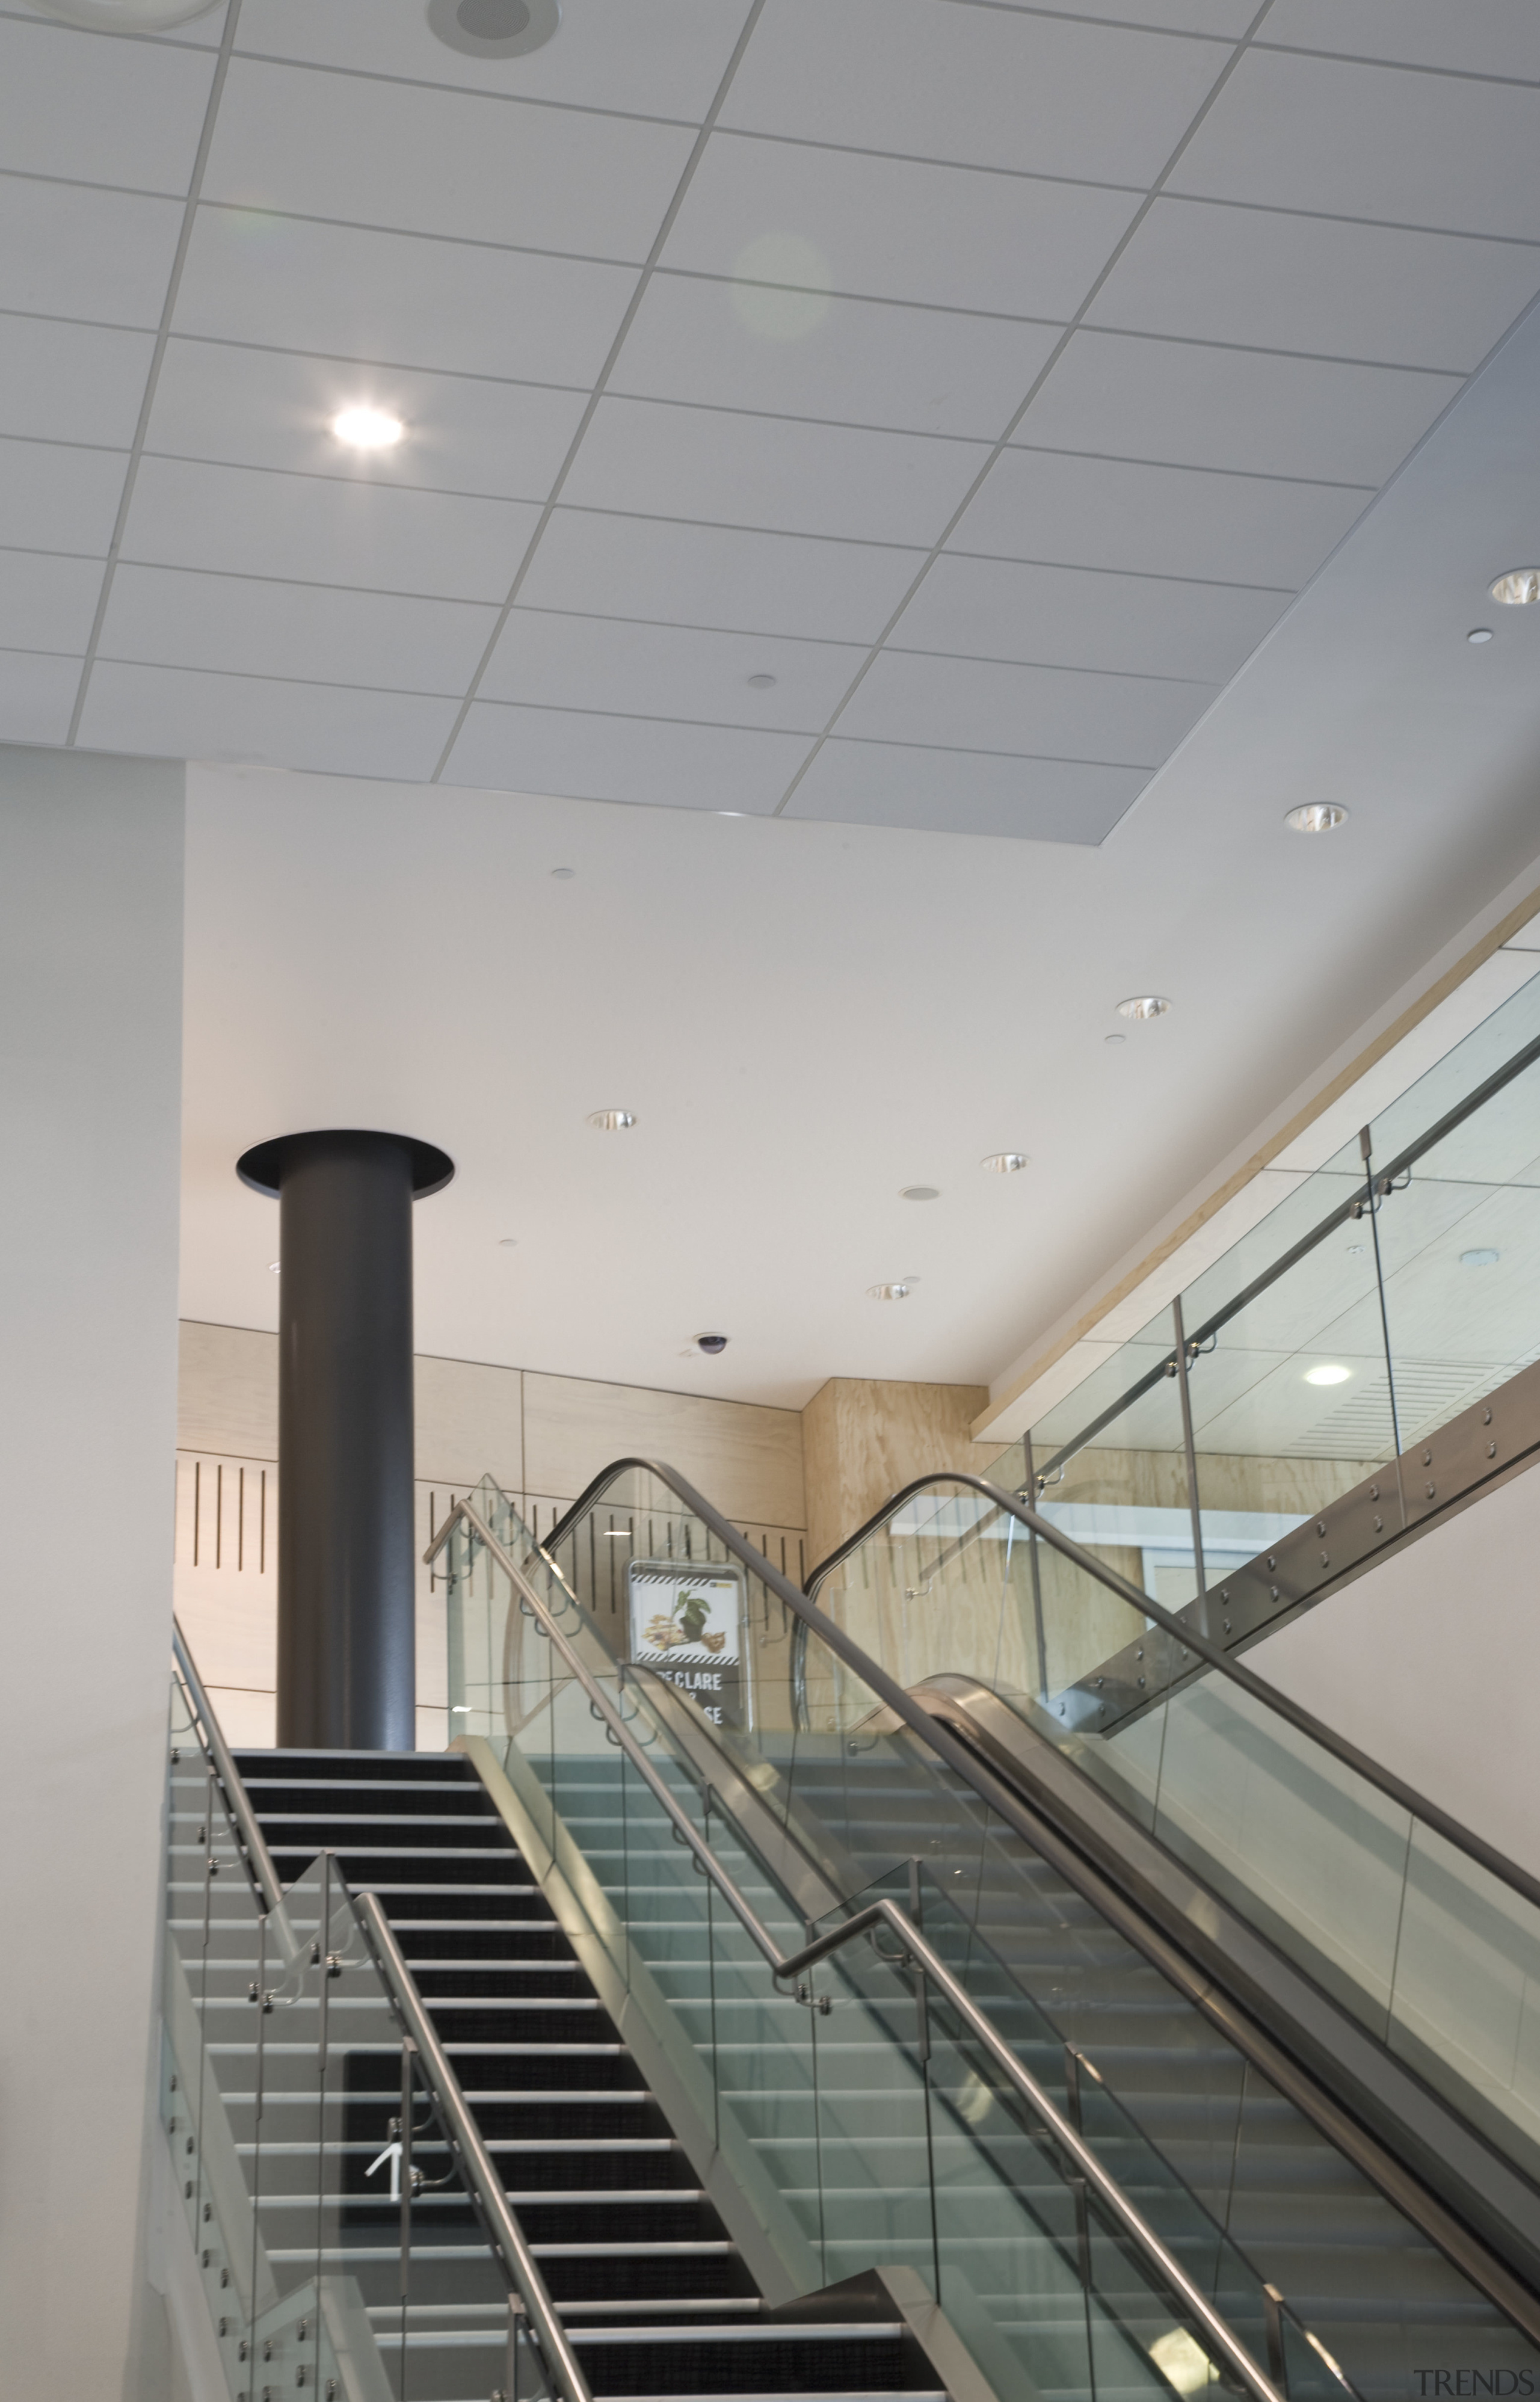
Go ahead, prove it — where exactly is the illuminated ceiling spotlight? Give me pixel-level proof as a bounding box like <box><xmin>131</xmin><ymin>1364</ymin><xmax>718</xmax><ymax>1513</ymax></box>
<box><xmin>332</xmin><ymin>407</ymin><xmax>405</xmax><ymax>451</ymax></box>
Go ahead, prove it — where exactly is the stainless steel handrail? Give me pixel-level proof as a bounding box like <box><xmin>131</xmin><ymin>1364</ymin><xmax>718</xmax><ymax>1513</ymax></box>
<box><xmin>172</xmin><ymin>1616</ymin><xmax>305</xmax><ymax>1965</ymax></box>
<box><xmin>434</xmin><ymin>1495</ymin><xmax>1292</xmax><ymax>2402</ymax></box>
<box><xmin>356</xmin><ymin>1892</ymin><xmax>591</xmax><ymax>2402</ymax></box>
<box><xmin>799</xmin><ymin>1469</ymin><xmax>1540</xmax><ymax>1918</ymax></box>
<box><xmin>170</xmin><ymin>1622</ymin><xmax>593</xmax><ymax>2402</ymax></box>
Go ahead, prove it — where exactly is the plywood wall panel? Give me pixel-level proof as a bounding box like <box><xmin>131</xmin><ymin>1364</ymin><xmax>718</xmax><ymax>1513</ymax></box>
<box><xmin>523</xmin><ymin>1372</ymin><xmax>805</xmax><ymax>1529</ymax></box>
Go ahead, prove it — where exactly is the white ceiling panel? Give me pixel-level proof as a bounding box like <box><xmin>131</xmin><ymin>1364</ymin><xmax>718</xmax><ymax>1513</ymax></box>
<box><xmin>1172</xmin><ymin>51</ymin><xmax>1540</xmax><ymax>240</ymax></box>
<box><xmin>239</xmin><ymin>0</ymin><xmax>751</xmax><ymax>122</ymax></box>
<box><xmin>173</xmin><ymin>209</ymin><xmax>635</xmax><ymax>386</ymax></box>
<box><xmin>146</xmin><ymin>339</ymin><xmax>588</xmax><ymax>500</ymax></box>
<box><xmin>0</xmin><ymin>176</ymin><xmax>183</xmax><ymax>330</ymax></box>
<box><xmin>203</xmin><ymin>58</ymin><xmax>695</xmax><ymax>262</ymax></box>
<box><xmin>614</xmin><ymin>273</ymin><xmax>1058</xmax><ymax>440</ymax></box>
<box><xmin>0</xmin><ymin>646</ymin><xmax>80</xmax><ymax>744</ymax></box>
<box><xmin>120</xmin><ymin>456</ymin><xmax>541</xmax><ymax>602</ymax></box>
<box><xmin>1015</xmin><ymin>331</ymin><xmax>1460</xmax><ymax>484</ymax></box>
<box><xmin>445</xmin><ymin>703</ymin><xmax>810</xmax><ymax>813</ymax></box>
<box><xmin>520</xmin><ymin>511</ymin><xmax>923</xmax><ymax>644</ymax></box>
<box><xmin>0</xmin><ymin>549</ymin><xmax>103</xmax><ymax>654</ymax></box>
<box><xmin>1262</xmin><ymin>0</ymin><xmax>1540</xmax><ymax>77</ymax></box>
<box><xmin>836</xmin><ymin>649</ymin><xmax>1215</xmax><ymax>762</ymax></box>
<box><xmin>0</xmin><ymin>437</ymin><xmax>126</xmax><ymax>556</ymax></box>
<box><xmin>78</xmin><ymin>662</ymin><xmax>460</xmax><ymax>778</ymax></box>
<box><xmin>97</xmin><ymin>565</ymin><xmax>499</xmax><ymax>695</ymax></box>
<box><xmin>1017</xmin><ymin>0</ymin><xmax>1255</xmax><ymax>25</ymax></box>
<box><xmin>478</xmin><ymin>609</ymin><xmax>862</xmax><ymax>730</ymax></box>
<box><xmin>0</xmin><ymin>316</ymin><xmax>154</xmax><ymax>448</ymax></box>
<box><xmin>891</xmin><ymin>555</ymin><xmax>1290</xmax><ymax>683</ymax></box>
<box><xmin>0</xmin><ymin>14</ymin><xmax>214</xmax><ymax>192</ymax></box>
<box><xmin>953</xmin><ymin>447</ymin><xmax>1369</xmax><ymax>587</ymax></box>
<box><xmin>659</xmin><ymin>132</ymin><xmax>1141</xmax><ymax>320</ymax></box>
<box><xmin>1090</xmin><ymin>198</ymin><xmax>1540</xmax><ymax>372</ymax></box>
<box><xmin>560</xmin><ymin>397</ymin><xmax>988</xmax><ymax>544</ymax></box>
<box><xmin>721</xmin><ymin>0</ymin><xmax>1225</xmax><ymax>184</ymax></box>
<box><xmin>783</xmin><ymin>739</ymin><xmax>1144</xmax><ymax>842</ymax></box>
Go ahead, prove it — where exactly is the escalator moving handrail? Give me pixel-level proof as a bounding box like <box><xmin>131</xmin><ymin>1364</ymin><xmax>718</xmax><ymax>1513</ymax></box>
<box><xmin>802</xmin><ymin>1468</ymin><xmax>1540</xmax><ymax>1918</ymax></box>
<box><xmin>514</xmin><ymin>1456</ymin><xmax>1540</xmax><ymax>1928</ymax></box>
<box><xmin>434</xmin><ymin>1494</ymin><xmax>1294</xmax><ymax>2402</ymax></box>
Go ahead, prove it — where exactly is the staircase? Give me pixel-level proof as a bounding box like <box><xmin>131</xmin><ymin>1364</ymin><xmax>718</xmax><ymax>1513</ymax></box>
<box><xmin>232</xmin><ymin>1746</ymin><xmax>949</xmax><ymax>2402</ymax></box>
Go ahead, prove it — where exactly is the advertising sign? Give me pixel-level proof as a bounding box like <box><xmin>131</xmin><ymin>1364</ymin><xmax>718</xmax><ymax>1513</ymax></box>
<box><xmin>626</xmin><ymin>1559</ymin><xmax>749</xmax><ymax>1729</ymax></box>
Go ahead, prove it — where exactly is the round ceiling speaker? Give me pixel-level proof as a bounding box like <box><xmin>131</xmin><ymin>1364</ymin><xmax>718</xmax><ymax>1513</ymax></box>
<box><xmin>427</xmin><ymin>0</ymin><xmax>561</xmax><ymax>57</ymax></box>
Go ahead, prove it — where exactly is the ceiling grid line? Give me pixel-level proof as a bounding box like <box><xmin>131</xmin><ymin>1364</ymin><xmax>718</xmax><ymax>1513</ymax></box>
<box><xmin>768</xmin><ymin>0</ymin><xmax>1285</xmax><ymax>820</ymax></box>
<box><xmin>425</xmin><ymin>0</ymin><xmax>771</xmax><ymax>784</ymax></box>
<box><xmin>61</xmin><ymin>0</ymin><xmax>244</xmax><ymax>748</ymax></box>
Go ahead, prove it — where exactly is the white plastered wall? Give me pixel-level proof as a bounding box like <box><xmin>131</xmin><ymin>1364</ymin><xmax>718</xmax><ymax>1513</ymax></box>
<box><xmin>1250</xmin><ymin>1455</ymin><xmax>1540</xmax><ymax>1882</ymax></box>
<box><xmin>0</xmin><ymin>748</ymin><xmax>185</xmax><ymax>2400</ymax></box>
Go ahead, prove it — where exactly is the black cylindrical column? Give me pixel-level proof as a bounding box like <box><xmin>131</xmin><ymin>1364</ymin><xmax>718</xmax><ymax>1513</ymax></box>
<box><xmin>237</xmin><ymin>1128</ymin><xmax>454</xmax><ymax>1751</ymax></box>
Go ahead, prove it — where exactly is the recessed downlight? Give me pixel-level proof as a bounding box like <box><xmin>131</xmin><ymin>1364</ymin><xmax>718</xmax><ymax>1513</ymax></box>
<box><xmin>497</xmin><ymin>1236</ymin><xmax>518</xmax><ymax>1248</ymax></box>
<box><xmin>981</xmin><ymin>1153</ymin><xmax>1028</xmax><ymax>1174</ymax></box>
<box><xmin>1461</xmin><ymin>1247</ymin><xmax>1500</xmax><ymax>1267</ymax></box>
<box><xmin>1304</xmin><ymin>1364</ymin><xmax>1352</xmax><ymax>1387</ymax></box>
<box><xmin>332</xmin><ymin>406</ymin><xmax>404</xmax><ymax>451</ymax></box>
<box><xmin>1104</xmin><ymin>1033</ymin><xmax>1126</xmax><ymax>1048</ymax></box>
<box><xmin>427</xmin><ymin>0</ymin><xmax>561</xmax><ymax>57</ymax></box>
<box><xmin>1468</xmin><ymin>628</ymin><xmax>1494</xmax><ymax>645</ymax></box>
<box><xmin>747</xmin><ymin>673</ymin><xmax>777</xmax><ymax>689</ymax></box>
<box><xmin>550</xmin><ymin>866</ymin><xmax>575</xmax><ymax>881</ymax></box>
<box><xmin>1490</xmin><ymin>569</ymin><xmax>1540</xmax><ymax>606</ymax></box>
<box><xmin>901</xmin><ymin>1185</ymin><xmax>940</xmax><ymax>1201</ymax></box>
<box><xmin>1117</xmin><ymin>996</ymin><xmax>1170</xmax><ymax>1021</ymax></box>
<box><xmin>587</xmin><ymin>1109</ymin><xmax>636</xmax><ymax>1131</ymax></box>
<box><xmin>1284</xmin><ymin>802</ymin><xmax>1348</xmax><ymax>834</ymax></box>
<box><xmin>868</xmin><ymin>1281</ymin><xmax>911</xmax><ymax>1301</ymax></box>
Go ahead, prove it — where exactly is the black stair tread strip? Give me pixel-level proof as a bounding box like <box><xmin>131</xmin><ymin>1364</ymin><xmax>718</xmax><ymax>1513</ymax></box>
<box><xmin>568</xmin><ymin>2326</ymin><xmax>909</xmax><ymax>2345</ymax></box>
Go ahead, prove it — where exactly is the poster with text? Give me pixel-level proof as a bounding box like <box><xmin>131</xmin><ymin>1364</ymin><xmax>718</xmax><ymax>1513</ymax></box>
<box><xmin>626</xmin><ymin>1560</ymin><xmax>749</xmax><ymax>1729</ymax></box>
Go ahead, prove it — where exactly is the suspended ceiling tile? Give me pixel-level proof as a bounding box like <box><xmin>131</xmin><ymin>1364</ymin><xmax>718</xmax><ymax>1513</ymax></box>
<box><xmin>478</xmin><ymin>610</ymin><xmax>862</xmax><ymax>731</ymax></box>
<box><xmin>720</xmin><ymin>0</ymin><xmax>1226</xmax><ymax>185</ymax></box>
<box><xmin>1015</xmin><ymin>330</ymin><xmax>1461</xmax><ymax>484</ymax></box>
<box><xmin>891</xmin><ymin>555</ymin><xmax>1291</xmax><ymax>683</ymax></box>
<box><xmin>783</xmin><ymin>739</ymin><xmax>1145</xmax><ymax>843</ymax></box>
<box><xmin>0</xmin><ymin>647</ymin><xmax>82</xmax><ymax>745</ymax></box>
<box><xmin>241</xmin><ymin>0</ymin><xmax>751</xmax><ymax>121</ymax></box>
<box><xmin>837</xmin><ymin>649</ymin><xmax>1215</xmax><ymax>762</ymax></box>
<box><xmin>614</xmin><ymin>273</ymin><xmax>1059</xmax><ymax>440</ymax></box>
<box><xmin>0</xmin><ymin>437</ymin><xmax>128</xmax><ymax>556</ymax></box>
<box><xmin>0</xmin><ymin>550</ymin><xmax>104</xmax><ymax>654</ymax></box>
<box><xmin>146</xmin><ymin>339</ymin><xmax>590</xmax><ymax>501</ymax></box>
<box><xmin>0</xmin><ymin>14</ymin><xmax>215</xmax><ymax>192</ymax></box>
<box><xmin>444</xmin><ymin>701</ymin><xmax>811</xmax><ymax>813</ymax></box>
<box><xmin>958</xmin><ymin>448</ymin><xmax>1369</xmax><ymax>587</ymax></box>
<box><xmin>0</xmin><ymin>315</ymin><xmax>154</xmax><ymax>448</ymax></box>
<box><xmin>0</xmin><ymin>177</ymin><xmax>185</xmax><ymax>330</ymax></box>
<box><xmin>560</xmin><ymin>396</ymin><xmax>989</xmax><ymax>545</ymax></box>
<box><xmin>522</xmin><ymin>510</ymin><xmax>923</xmax><ymax>644</ymax></box>
<box><xmin>659</xmin><ymin>131</ymin><xmax>1142</xmax><ymax>319</ymax></box>
<box><xmin>1172</xmin><ymin>49</ymin><xmax>1540</xmax><ymax>239</ymax></box>
<box><xmin>78</xmin><ymin>661</ymin><xmax>462</xmax><ymax>779</ymax></box>
<box><xmin>99</xmin><ymin>565</ymin><xmax>500</xmax><ymax>696</ymax></box>
<box><xmin>203</xmin><ymin>57</ymin><xmax>695</xmax><ymax>261</ymax></box>
<box><xmin>120</xmin><ymin>456</ymin><xmax>541</xmax><ymax>602</ymax></box>
<box><xmin>1089</xmin><ymin>198</ymin><xmax>1540</xmax><ymax>372</ymax></box>
<box><xmin>1262</xmin><ymin>0</ymin><xmax>1540</xmax><ymax>81</ymax></box>
<box><xmin>173</xmin><ymin>210</ymin><xmax>635</xmax><ymax>386</ymax></box>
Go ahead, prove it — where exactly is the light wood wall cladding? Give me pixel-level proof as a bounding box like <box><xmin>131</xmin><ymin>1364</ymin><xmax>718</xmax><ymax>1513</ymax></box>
<box><xmin>1047</xmin><ymin>1444</ymin><xmax>1381</xmax><ymax>1517</ymax></box>
<box><xmin>522</xmin><ymin>1372</ymin><xmax>804</xmax><ymax>1530</ymax></box>
<box><xmin>177</xmin><ymin>1323</ymin><xmax>806</xmax><ymax>1530</ymax></box>
<box><xmin>801</xmin><ymin>1376</ymin><xmax>1011</xmax><ymax>1572</ymax></box>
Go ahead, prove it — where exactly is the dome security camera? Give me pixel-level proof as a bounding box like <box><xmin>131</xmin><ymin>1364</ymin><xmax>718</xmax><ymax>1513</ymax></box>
<box><xmin>695</xmin><ymin>1334</ymin><xmax>728</xmax><ymax>1356</ymax></box>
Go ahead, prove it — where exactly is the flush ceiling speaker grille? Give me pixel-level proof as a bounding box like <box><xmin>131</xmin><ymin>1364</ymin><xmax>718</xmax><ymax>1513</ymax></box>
<box><xmin>427</xmin><ymin>0</ymin><xmax>561</xmax><ymax>56</ymax></box>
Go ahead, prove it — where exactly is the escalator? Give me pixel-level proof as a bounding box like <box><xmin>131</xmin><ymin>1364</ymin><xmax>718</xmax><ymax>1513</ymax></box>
<box><xmin>437</xmin><ymin>1455</ymin><xmax>1540</xmax><ymax>2402</ymax></box>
